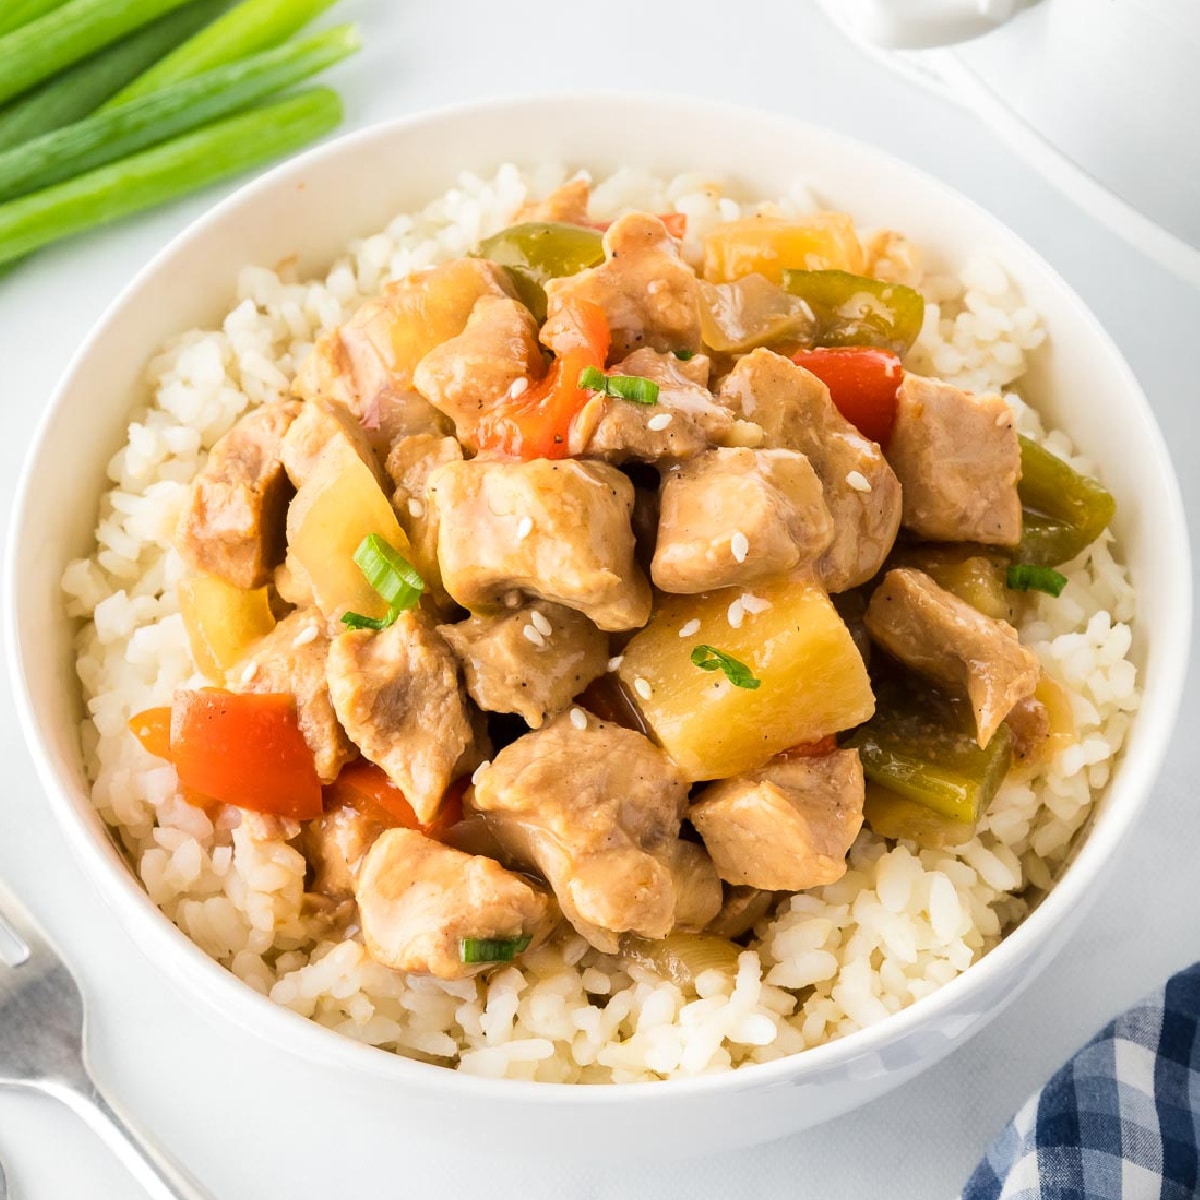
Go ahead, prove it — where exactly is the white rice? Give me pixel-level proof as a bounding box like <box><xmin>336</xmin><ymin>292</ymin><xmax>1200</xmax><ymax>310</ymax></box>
<box><xmin>62</xmin><ymin>165</ymin><xmax>1139</xmax><ymax>1083</ymax></box>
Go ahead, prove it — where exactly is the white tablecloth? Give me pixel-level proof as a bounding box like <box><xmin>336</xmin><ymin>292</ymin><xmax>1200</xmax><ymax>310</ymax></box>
<box><xmin>1</xmin><ymin>2</ymin><xmax>1196</xmax><ymax>1195</ymax></box>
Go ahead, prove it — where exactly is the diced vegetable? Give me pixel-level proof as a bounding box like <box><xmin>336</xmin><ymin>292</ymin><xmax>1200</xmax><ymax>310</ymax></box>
<box><xmin>460</xmin><ymin>935</ymin><xmax>532</xmax><ymax>964</ymax></box>
<box><xmin>702</xmin><ymin>213</ymin><xmax>865</xmax><ymax>285</ymax></box>
<box><xmin>698</xmin><ymin>273</ymin><xmax>817</xmax><ymax>354</ymax></box>
<box><xmin>620</xmin><ymin>932</ymin><xmax>741</xmax><ymax>986</ymax></box>
<box><xmin>286</xmin><ymin>441</ymin><xmax>413</xmax><ymax>621</ymax></box>
<box><xmin>781</xmin><ymin>269</ymin><xmax>925</xmax><ymax>356</ymax></box>
<box><xmin>474</xmin><ymin>298</ymin><xmax>610</xmax><ymax>460</ymax></box>
<box><xmin>128</xmin><ymin>706</ymin><xmax>171</xmax><ymax>759</ymax></box>
<box><xmin>476</xmin><ymin>220</ymin><xmax>604</xmax><ymax>321</ymax></box>
<box><xmin>0</xmin><ymin>88</ymin><xmax>342</xmax><ymax>267</ymax></box>
<box><xmin>1017</xmin><ymin>435</ymin><xmax>1116</xmax><ymax>567</ymax></box>
<box><xmin>147</xmin><ymin>689</ymin><xmax>323</xmax><ymax>819</ymax></box>
<box><xmin>1036</xmin><ymin>673</ymin><xmax>1076</xmax><ymax>759</ymax></box>
<box><xmin>888</xmin><ymin>545</ymin><xmax>1013</xmax><ymax>621</ymax></box>
<box><xmin>689</xmin><ymin>645</ymin><xmax>761</xmax><ymax>690</ymax></box>
<box><xmin>0</xmin><ymin>0</ymin><xmax>230</xmax><ymax>152</ymax></box>
<box><xmin>340</xmin><ymin>533</ymin><xmax>425</xmax><ymax>630</ymax></box>
<box><xmin>578</xmin><ymin>366</ymin><xmax>659</xmax><ymax>406</ymax></box>
<box><xmin>619</xmin><ymin>577</ymin><xmax>875</xmax><ymax>781</ymax></box>
<box><xmin>324</xmin><ymin>760</ymin><xmax>464</xmax><ymax>839</ymax></box>
<box><xmin>106</xmin><ymin>0</ymin><xmax>337</xmax><ymax>107</ymax></box>
<box><xmin>0</xmin><ymin>0</ymin><xmax>197</xmax><ymax>109</ymax></box>
<box><xmin>791</xmin><ymin>346</ymin><xmax>904</xmax><ymax>446</ymax></box>
<box><xmin>177</xmin><ymin>574</ymin><xmax>276</xmax><ymax>681</ymax></box>
<box><xmin>845</xmin><ymin>678</ymin><xmax>1013</xmax><ymax>825</ymax></box>
<box><xmin>862</xmin><ymin>782</ymin><xmax>976</xmax><ymax>850</ymax></box>
<box><xmin>1005</xmin><ymin>563</ymin><xmax>1068</xmax><ymax>597</ymax></box>
<box><xmin>0</xmin><ymin>24</ymin><xmax>360</xmax><ymax>204</ymax></box>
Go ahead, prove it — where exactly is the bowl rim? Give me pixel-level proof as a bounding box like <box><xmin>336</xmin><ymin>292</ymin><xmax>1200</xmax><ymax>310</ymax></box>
<box><xmin>6</xmin><ymin>90</ymin><xmax>1193</xmax><ymax>1102</ymax></box>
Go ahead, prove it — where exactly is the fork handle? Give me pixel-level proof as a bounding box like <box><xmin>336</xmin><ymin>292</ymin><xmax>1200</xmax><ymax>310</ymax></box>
<box><xmin>48</xmin><ymin>1080</ymin><xmax>214</xmax><ymax>1200</ymax></box>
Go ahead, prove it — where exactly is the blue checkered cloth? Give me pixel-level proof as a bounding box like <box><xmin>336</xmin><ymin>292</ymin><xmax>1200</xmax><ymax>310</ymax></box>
<box><xmin>963</xmin><ymin>962</ymin><xmax>1200</xmax><ymax>1199</ymax></box>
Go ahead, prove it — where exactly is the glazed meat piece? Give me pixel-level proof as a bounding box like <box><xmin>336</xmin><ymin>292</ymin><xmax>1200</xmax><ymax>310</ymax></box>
<box><xmin>886</xmin><ymin>373</ymin><xmax>1022</xmax><ymax>545</ymax></box>
<box><xmin>356</xmin><ymin>828</ymin><xmax>549</xmax><ymax>980</ymax></box>
<box><xmin>1006</xmin><ymin>691</ymin><xmax>1052</xmax><ymax>769</ymax></box>
<box><xmin>470</xmin><ymin>711</ymin><xmax>690</xmax><ymax>952</ymax></box>
<box><xmin>293</xmin><ymin>258</ymin><xmax>513</xmax><ymax>453</ymax></box>
<box><xmin>667</xmin><ymin>840</ymin><xmax>724</xmax><ymax>933</ymax></box>
<box><xmin>651</xmin><ymin>447</ymin><xmax>834</xmax><ymax>593</ymax></box>
<box><xmin>177</xmin><ymin>399</ymin><xmax>299</xmax><ymax>589</ymax></box>
<box><xmin>543</xmin><ymin>212</ymin><xmax>702</xmax><ymax>360</ymax></box>
<box><xmin>325</xmin><ymin>612</ymin><xmax>482</xmax><ymax>824</ymax></box>
<box><xmin>706</xmin><ymin>886</ymin><xmax>778</xmax><ymax>940</ymax></box>
<box><xmin>281</xmin><ymin>397</ymin><xmax>381</xmax><ymax>487</ymax></box>
<box><xmin>301</xmin><ymin>800</ymin><xmax>391</xmax><ymax>899</ymax></box>
<box><xmin>428</xmin><ymin>458</ymin><xmax>652</xmax><ymax>631</ymax></box>
<box><xmin>385</xmin><ymin>432</ymin><xmax>463</xmax><ymax>602</ymax></box>
<box><xmin>580</xmin><ymin>349</ymin><xmax>739</xmax><ymax>463</ymax></box>
<box><xmin>514</xmin><ymin>177</ymin><xmax>591</xmax><ymax>224</ymax></box>
<box><xmin>438</xmin><ymin>601</ymin><xmax>608</xmax><ymax>728</ymax></box>
<box><xmin>718</xmin><ymin>350</ymin><xmax>901</xmax><ymax>592</ymax></box>
<box><xmin>412</xmin><ymin>296</ymin><xmax>544</xmax><ymax>450</ymax></box>
<box><xmin>689</xmin><ymin>750</ymin><xmax>865</xmax><ymax>891</ymax></box>
<box><xmin>235</xmin><ymin>607</ymin><xmax>354</xmax><ymax>783</ymax></box>
<box><xmin>864</xmin><ymin>568</ymin><xmax>1040</xmax><ymax>747</ymax></box>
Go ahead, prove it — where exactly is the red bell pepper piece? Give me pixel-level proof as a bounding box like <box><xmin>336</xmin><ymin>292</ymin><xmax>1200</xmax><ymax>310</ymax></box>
<box><xmin>792</xmin><ymin>346</ymin><xmax>904</xmax><ymax>448</ymax></box>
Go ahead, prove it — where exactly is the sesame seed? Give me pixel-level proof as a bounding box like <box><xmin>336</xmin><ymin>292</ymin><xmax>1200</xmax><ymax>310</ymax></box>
<box><xmin>845</xmin><ymin>470</ymin><xmax>872</xmax><ymax>494</ymax></box>
<box><xmin>292</xmin><ymin>625</ymin><xmax>319</xmax><ymax>648</ymax></box>
<box><xmin>678</xmin><ymin>618</ymin><xmax>701</xmax><ymax>638</ymax></box>
<box><xmin>530</xmin><ymin>610</ymin><xmax>552</xmax><ymax>637</ymax></box>
<box><xmin>633</xmin><ymin>676</ymin><xmax>653</xmax><ymax>700</ymax></box>
<box><xmin>730</xmin><ymin>531</ymin><xmax>749</xmax><ymax>563</ymax></box>
<box><xmin>407</xmin><ymin>497</ymin><xmax>425</xmax><ymax>519</ymax></box>
<box><xmin>471</xmin><ymin>760</ymin><xmax>491</xmax><ymax>785</ymax></box>
<box><xmin>239</xmin><ymin>663</ymin><xmax>258</xmax><ymax>685</ymax></box>
<box><xmin>995</xmin><ymin>410</ymin><xmax>1012</xmax><ymax>428</ymax></box>
<box><xmin>647</xmin><ymin>412</ymin><xmax>673</xmax><ymax>432</ymax></box>
<box><xmin>569</xmin><ymin>707</ymin><xmax>588</xmax><ymax>730</ymax></box>
<box><xmin>727</xmin><ymin>598</ymin><xmax>745</xmax><ymax>629</ymax></box>
<box><xmin>522</xmin><ymin>624</ymin><xmax>546</xmax><ymax>648</ymax></box>
<box><xmin>516</xmin><ymin>516</ymin><xmax>534</xmax><ymax>541</ymax></box>
<box><xmin>741</xmin><ymin>592</ymin><xmax>772</xmax><ymax>614</ymax></box>
<box><xmin>508</xmin><ymin>377</ymin><xmax>529</xmax><ymax>399</ymax></box>
<box><xmin>607</xmin><ymin>655</ymin><xmax>624</xmax><ymax>672</ymax></box>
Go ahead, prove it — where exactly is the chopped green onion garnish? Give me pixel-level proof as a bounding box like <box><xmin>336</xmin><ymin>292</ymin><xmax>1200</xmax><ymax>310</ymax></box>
<box><xmin>460</xmin><ymin>934</ymin><xmax>532</xmax><ymax>964</ymax></box>
<box><xmin>673</xmin><ymin>349</ymin><xmax>695</xmax><ymax>361</ymax></box>
<box><xmin>341</xmin><ymin>533</ymin><xmax>425</xmax><ymax>630</ymax></box>
<box><xmin>1005</xmin><ymin>563</ymin><xmax>1068</xmax><ymax>597</ymax></box>
<box><xmin>690</xmin><ymin>645</ymin><xmax>761</xmax><ymax>689</ymax></box>
<box><xmin>577</xmin><ymin>366</ymin><xmax>659</xmax><ymax>405</ymax></box>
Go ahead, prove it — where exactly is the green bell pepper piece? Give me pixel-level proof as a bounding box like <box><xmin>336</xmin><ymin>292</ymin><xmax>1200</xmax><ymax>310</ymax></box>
<box><xmin>476</xmin><ymin>220</ymin><xmax>604</xmax><ymax>321</ymax></box>
<box><xmin>1017</xmin><ymin>435</ymin><xmax>1116</xmax><ymax>567</ymax></box>
<box><xmin>780</xmin><ymin>268</ymin><xmax>925</xmax><ymax>355</ymax></box>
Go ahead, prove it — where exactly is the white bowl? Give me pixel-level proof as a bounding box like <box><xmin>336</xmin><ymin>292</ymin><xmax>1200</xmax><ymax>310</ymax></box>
<box><xmin>6</xmin><ymin>94</ymin><xmax>1191</xmax><ymax>1159</ymax></box>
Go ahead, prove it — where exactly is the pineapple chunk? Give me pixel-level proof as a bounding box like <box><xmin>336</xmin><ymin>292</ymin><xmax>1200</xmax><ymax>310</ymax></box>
<box><xmin>618</xmin><ymin>577</ymin><xmax>873</xmax><ymax>780</ymax></box>
<box><xmin>702</xmin><ymin>214</ymin><xmax>865</xmax><ymax>285</ymax></box>
<box><xmin>178</xmin><ymin>575</ymin><xmax>276</xmax><ymax>683</ymax></box>
<box><xmin>286</xmin><ymin>447</ymin><xmax>413</xmax><ymax>622</ymax></box>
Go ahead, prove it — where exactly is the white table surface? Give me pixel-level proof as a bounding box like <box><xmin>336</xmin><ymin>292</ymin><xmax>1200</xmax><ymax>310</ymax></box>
<box><xmin>1</xmin><ymin>2</ymin><xmax>1197</xmax><ymax>1197</ymax></box>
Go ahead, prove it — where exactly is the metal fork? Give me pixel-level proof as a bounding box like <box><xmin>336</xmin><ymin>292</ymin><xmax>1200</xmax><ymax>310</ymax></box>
<box><xmin>0</xmin><ymin>880</ymin><xmax>213</xmax><ymax>1200</ymax></box>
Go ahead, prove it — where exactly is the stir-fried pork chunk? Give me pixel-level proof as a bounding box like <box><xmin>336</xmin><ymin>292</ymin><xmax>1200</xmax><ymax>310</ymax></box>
<box><xmin>689</xmin><ymin>751</ymin><xmax>865</xmax><ymax>891</ymax></box>
<box><xmin>706</xmin><ymin>886</ymin><xmax>778</xmax><ymax>940</ymax></box>
<box><xmin>326</xmin><ymin>612</ymin><xmax>482</xmax><ymax>824</ymax></box>
<box><xmin>719</xmin><ymin>350</ymin><xmax>901</xmax><ymax>592</ymax></box>
<box><xmin>438</xmin><ymin>602</ymin><xmax>607</xmax><ymax>728</ymax></box>
<box><xmin>668</xmin><ymin>841</ymin><xmax>723</xmax><ymax>933</ymax></box>
<box><xmin>865</xmin><ymin>568</ymin><xmax>1039</xmax><ymax>747</ymax></box>
<box><xmin>385</xmin><ymin>433</ymin><xmax>463</xmax><ymax>603</ymax></box>
<box><xmin>543</xmin><ymin>213</ymin><xmax>702</xmax><ymax>361</ymax></box>
<box><xmin>515</xmin><ymin>178</ymin><xmax>590</xmax><ymax>224</ymax></box>
<box><xmin>470</xmin><ymin>712</ymin><xmax>690</xmax><ymax>952</ymax></box>
<box><xmin>302</xmin><ymin>800</ymin><xmax>391</xmax><ymax>899</ymax></box>
<box><xmin>294</xmin><ymin>258</ymin><xmax>512</xmax><ymax>452</ymax></box>
<box><xmin>652</xmin><ymin>447</ymin><xmax>834</xmax><ymax>593</ymax></box>
<box><xmin>235</xmin><ymin>607</ymin><xmax>354</xmax><ymax>783</ymax></box>
<box><xmin>356</xmin><ymin>828</ymin><xmax>549</xmax><ymax>980</ymax></box>
<box><xmin>281</xmin><ymin>397</ymin><xmax>381</xmax><ymax>488</ymax></box>
<box><xmin>177</xmin><ymin>400</ymin><xmax>299</xmax><ymax>589</ymax></box>
<box><xmin>580</xmin><ymin>349</ymin><xmax>739</xmax><ymax>463</ymax></box>
<box><xmin>412</xmin><ymin>296</ymin><xmax>543</xmax><ymax>450</ymax></box>
<box><xmin>886</xmin><ymin>374</ymin><xmax>1022</xmax><ymax>545</ymax></box>
<box><xmin>429</xmin><ymin>458</ymin><xmax>652</xmax><ymax>631</ymax></box>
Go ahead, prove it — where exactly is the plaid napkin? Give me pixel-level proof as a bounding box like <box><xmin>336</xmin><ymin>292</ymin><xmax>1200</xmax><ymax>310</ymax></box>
<box><xmin>963</xmin><ymin>962</ymin><xmax>1200</xmax><ymax>1199</ymax></box>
